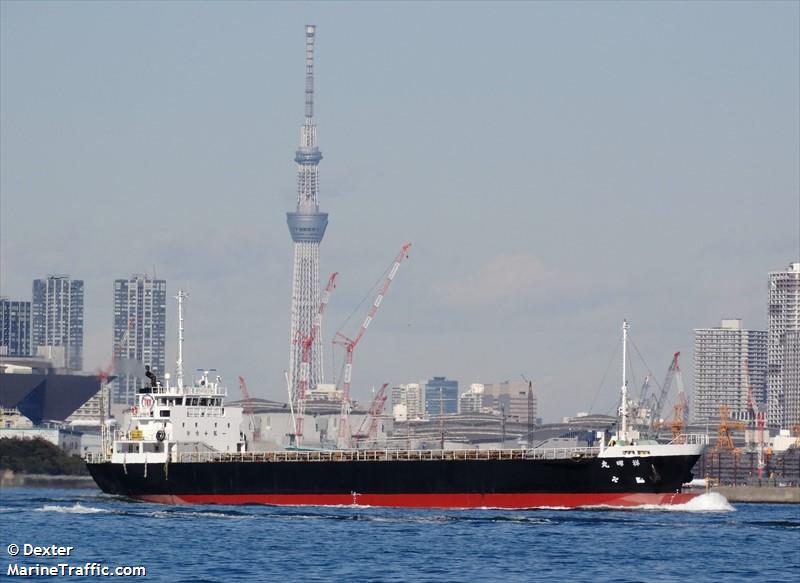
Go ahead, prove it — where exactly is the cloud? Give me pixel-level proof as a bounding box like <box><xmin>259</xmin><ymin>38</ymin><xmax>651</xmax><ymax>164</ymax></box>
<box><xmin>442</xmin><ymin>252</ymin><xmax>569</xmax><ymax>308</ymax></box>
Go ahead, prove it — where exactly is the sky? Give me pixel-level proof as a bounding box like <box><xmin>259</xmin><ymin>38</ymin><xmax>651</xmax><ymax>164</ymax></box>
<box><xmin>1</xmin><ymin>1</ymin><xmax>798</xmax><ymax>422</ymax></box>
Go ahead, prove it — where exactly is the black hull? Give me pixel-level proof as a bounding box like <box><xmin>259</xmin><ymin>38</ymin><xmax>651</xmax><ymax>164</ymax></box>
<box><xmin>87</xmin><ymin>453</ymin><xmax>701</xmax><ymax>508</ymax></box>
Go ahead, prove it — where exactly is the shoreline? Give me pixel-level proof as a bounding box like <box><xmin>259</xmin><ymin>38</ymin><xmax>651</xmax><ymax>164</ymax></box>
<box><xmin>707</xmin><ymin>485</ymin><xmax>800</xmax><ymax>504</ymax></box>
<box><xmin>0</xmin><ymin>471</ymin><xmax>96</xmax><ymax>489</ymax></box>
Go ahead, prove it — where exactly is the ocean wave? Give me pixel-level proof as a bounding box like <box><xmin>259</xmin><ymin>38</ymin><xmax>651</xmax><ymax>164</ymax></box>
<box><xmin>744</xmin><ymin>520</ymin><xmax>800</xmax><ymax>529</ymax></box>
<box><xmin>672</xmin><ymin>492</ymin><xmax>736</xmax><ymax>512</ymax></box>
<box><xmin>486</xmin><ymin>516</ymin><xmax>556</xmax><ymax>524</ymax></box>
<box><xmin>478</xmin><ymin>505</ymin><xmax>571</xmax><ymax>511</ymax></box>
<box><xmin>147</xmin><ymin>510</ymin><xmax>250</xmax><ymax>520</ymax></box>
<box><xmin>36</xmin><ymin>503</ymin><xmax>109</xmax><ymax>514</ymax></box>
<box><xmin>579</xmin><ymin>492</ymin><xmax>735</xmax><ymax>513</ymax></box>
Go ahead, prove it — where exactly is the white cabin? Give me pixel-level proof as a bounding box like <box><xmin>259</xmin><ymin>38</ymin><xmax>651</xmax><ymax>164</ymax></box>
<box><xmin>110</xmin><ymin>370</ymin><xmax>245</xmax><ymax>465</ymax></box>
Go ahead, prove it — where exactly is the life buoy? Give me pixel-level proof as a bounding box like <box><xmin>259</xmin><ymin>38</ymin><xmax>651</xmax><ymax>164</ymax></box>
<box><xmin>155</xmin><ymin>430</ymin><xmax>166</xmax><ymax>442</ymax></box>
<box><xmin>131</xmin><ymin>405</ymin><xmax>139</xmax><ymax>415</ymax></box>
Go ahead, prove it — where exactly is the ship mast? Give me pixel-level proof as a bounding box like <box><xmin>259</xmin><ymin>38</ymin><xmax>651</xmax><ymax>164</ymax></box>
<box><xmin>620</xmin><ymin>319</ymin><xmax>630</xmax><ymax>443</ymax></box>
<box><xmin>175</xmin><ymin>290</ymin><xmax>188</xmax><ymax>389</ymax></box>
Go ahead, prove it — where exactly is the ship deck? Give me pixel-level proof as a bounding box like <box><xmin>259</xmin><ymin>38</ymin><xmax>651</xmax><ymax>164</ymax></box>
<box><xmin>87</xmin><ymin>446</ymin><xmax>603</xmax><ymax>464</ymax></box>
<box><xmin>86</xmin><ymin>434</ymin><xmax>708</xmax><ymax>466</ymax></box>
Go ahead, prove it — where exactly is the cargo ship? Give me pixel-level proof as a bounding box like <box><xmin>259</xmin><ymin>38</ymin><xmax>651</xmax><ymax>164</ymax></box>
<box><xmin>86</xmin><ymin>307</ymin><xmax>706</xmax><ymax>508</ymax></box>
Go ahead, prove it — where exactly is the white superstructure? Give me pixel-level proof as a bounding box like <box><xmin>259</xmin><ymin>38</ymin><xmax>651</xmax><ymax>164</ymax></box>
<box><xmin>109</xmin><ymin>370</ymin><xmax>245</xmax><ymax>465</ymax></box>
<box><xmin>105</xmin><ymin>290</ymin><xmax>245</xmax><ymax>465</ymax></box>
<box><xmin>602</xmin><ymin>320</ymin><xmax>706</xmax><ymax>460</ymax></box>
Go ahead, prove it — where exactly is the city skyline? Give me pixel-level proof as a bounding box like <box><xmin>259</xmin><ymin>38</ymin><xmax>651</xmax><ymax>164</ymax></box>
<box><xmin>1</xmin><ymin>3</ymin><xmax>798</xmax><ymax>421</ymax></box>
<box><xmin>0</xmin><ymin>264</ymin><xmax>795</xmax><ymax>424</ymax></box>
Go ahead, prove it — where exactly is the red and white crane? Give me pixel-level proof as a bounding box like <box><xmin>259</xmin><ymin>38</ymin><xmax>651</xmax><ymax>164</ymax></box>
<box><xmin>352</xmin><ymin>383</ymin><xmax>389</xmax><ymax>447</ymax></box>
<box><xmin>335</xmin><ymin>243</ymin><xmax>411</xmax><ymax>449</ymax></box>
<box><xmin>295</xmin><ymin>271</ymin><xmax>338</xmax><ymax>444</ymax></box>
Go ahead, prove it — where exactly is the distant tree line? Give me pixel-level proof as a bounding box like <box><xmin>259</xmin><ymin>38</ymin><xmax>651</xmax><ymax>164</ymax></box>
<box><xmin>0</xmin><ymin>438</ymin><xmax>87</xmax><ymax>475</ymax></box>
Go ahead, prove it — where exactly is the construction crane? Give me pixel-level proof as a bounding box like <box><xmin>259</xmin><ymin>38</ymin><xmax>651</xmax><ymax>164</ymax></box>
<box><xmin>669</xmin><ymin>391</ymin><xmax>689</xmax><ymax>442</ymax></box>
<box><xmin>649</xmin><ymin>352</ymin><xmax>682</xmax><ymax>433</ymax></box>
<box><xmin>638</xmin><ymin>374</ymin><xmax>652</xmax><ymax>406</ymax></box>
<box><xmin>238</xmin><ymin>376</ymin><xmax>260</xmax><ymax>443</ymax></box>
<box><xmin>334</xmin><ymin>243</ymin><xmax>412</xmax><ymax>449</ymax></box>
<box><xmin>715</xmin><ymin>405</ymin><xmax>745</xmax><ymax>452</ymax></box>
<box><xmin>744</xmin><ymin>359</ymin><xmax>767</xmax><ymax>478</ymax></box>
<box><xmin>668</xmin><ymin>357</ymin><xmax>689</xmax><ymax>440</ymax></box>
<box><xmin>628</xmin><ymin>374</ymin><xmax>651</xmax><ymax>431</ymax></box>
<box><xmin>352</xmin><ymin>383</ymin><xmax>389</xmax><ymax>447</ymax></box>
<box><xmin>294</xmin><ymin>272</ymin><xmax>338</xmax><ymax>445</ymax></box>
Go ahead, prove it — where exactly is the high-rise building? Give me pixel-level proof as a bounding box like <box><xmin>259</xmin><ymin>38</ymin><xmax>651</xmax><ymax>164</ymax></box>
<box><xmin>0</xmin><ymin>298</ymin><xmax>31</xmax><ymax>357</ymax></box>
<box><xmin>693</xmin><ymin>319</ymin><xmax>767</xmax><ymax>422</ymax></box>
<box><xmin>113</xmin><ymin>275</ymin><xmax>167</xmax><ymax>405</ymax></box>
<box><xmin>391</xmin><ymin>383</ymin><xmax>424</xmax><ymax>421</ymax></box>
<box><xmin>424</xmin><ymin>377</ymin><xmax>459</xmax><ymax>416</ymax></box>
<box><xmin>287</xmin><ymin>25</ymin><xmax>329</xmax><ymax>409</ymax></box>
<box><xmin>768</xmin><ymin>262</ymin><xmax>800</xmax><ymax>427</ymax></box>
<box><xmin>32</xmin><ymin>275</ymin><xmax>84</xmax><ymax>371</ymax></box>
<box><xmin>483</xmin><ymin>380</ymin><xmax>538</xmax><ymax>424</ymax></box>
<box><xmin>782</xmin><ymin>331</ymin><xmax>800</xmax><ymax>428</ymax></box>
<box><xmin>459</xmin><ymin>384</ymin><xmax>485</xmax><ymax>414</ymax></box>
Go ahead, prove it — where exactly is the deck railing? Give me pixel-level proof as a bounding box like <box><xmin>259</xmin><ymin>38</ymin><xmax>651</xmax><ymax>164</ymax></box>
<box><xmin>85</xmin><ymin>446</ymin><xmax>610</xmax><ymax>465</ymax></box>
<box><xmin>85</xmin><ymin>452</ymin><xmax>110</xmax><ymax>463</ymax></box>
<box><xmin>165</xmin><ymin>446</ymin><xmax>601</xmax><ymax>464</ymax></box>
<box><xmin>85</xmin><ymin>436</ymin><xmax>709</xmax><ymax>465</ymax></box>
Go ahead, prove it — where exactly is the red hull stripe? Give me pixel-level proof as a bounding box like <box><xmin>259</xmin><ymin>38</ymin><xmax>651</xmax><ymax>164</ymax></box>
<box><xmin>136</xmin><ymin>492</ymin><xmax>699</xmax><ymax>508</ymax></box>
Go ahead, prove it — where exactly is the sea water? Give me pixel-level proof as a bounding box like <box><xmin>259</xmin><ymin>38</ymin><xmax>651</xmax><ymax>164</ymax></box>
<box><xmin>1</xmin><ymin>488</ymin><xmax>798</xmax><ymax>582</ymax></box>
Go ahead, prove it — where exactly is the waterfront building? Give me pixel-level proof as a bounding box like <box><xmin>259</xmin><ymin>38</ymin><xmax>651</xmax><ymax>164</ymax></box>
<box><xmin>31</xmin><ymin>275</ymin><xmax>84</xmax><ymax>371</ymax></box>
<box><xmin>768</xmin><ymin>262</ymin><xmax>800</xmax><ymax>427</ymax></box>
<box><xmin>424</xmin><ymin>377</ymin><xmax>459</xmax><ymax>416</ymax></box>
<box><xmin>693</xmin><ymin>319</ymin><xmax>767</xmax><ymax>422</ymax></box>
<box><xmin>113</xmin><ymin>275</ymin><xmax>167</xmax><ymax>405</ymax></box>
<box><xmin>0</xmin><ymin>426</ymin><xmax>82</xmax><ymax>454</ymax></box>
<box><xmin>0</xmin><ymin>298</ymin><xmax>31</xmax><ymax>357</ymax></box>
<box><xmin>0</xmin><ymin>357</ymin><xmax>103</xmax><ymax>425</ymax></box>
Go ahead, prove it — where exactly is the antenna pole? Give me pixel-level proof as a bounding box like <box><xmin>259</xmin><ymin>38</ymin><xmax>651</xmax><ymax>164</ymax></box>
<box><xmin>439</xmin><ymin>389</ymin><xmax>445</xmax><ymax>450</ymax></box>
<box><xmin>621</xmin><ymin>320</ymin><xmax>629</xmax><ymax>442</ymax></box>
<box><xmin>175</xmin><ymin>290</ymin><xmax>188</xmax><ymax>389</ymax></box>
<box><xmin>304</xmin><ymin>25</ymin><xmax>315</xmax><ymax>120</ymax></box>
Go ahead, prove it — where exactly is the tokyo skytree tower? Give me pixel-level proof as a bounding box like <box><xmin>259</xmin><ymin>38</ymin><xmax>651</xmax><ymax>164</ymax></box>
<box><xmin>286</xmin><ymin>25</ymin><xmax>328</xmax><ymax>406</ymax></box>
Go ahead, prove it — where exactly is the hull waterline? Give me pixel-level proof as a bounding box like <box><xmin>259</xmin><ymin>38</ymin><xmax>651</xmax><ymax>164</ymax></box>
<box><xmin>87</xmin><ymin>452</ymin><xmax>702</xmax><ymax>509</ymax></box>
